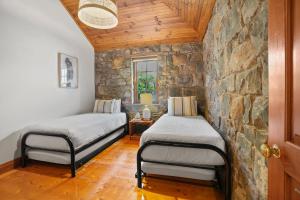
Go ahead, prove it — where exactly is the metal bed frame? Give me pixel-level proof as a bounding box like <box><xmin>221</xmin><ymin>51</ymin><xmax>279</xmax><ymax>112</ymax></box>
<box><xmin>136</xmin><ymin>123</ymin><xmax>231</xmax><ymax>200</ymax></box>
<box><xmin>21</xmin><ymin>116</ymin><xmax>129</xmax><ymax>177</ymax></box>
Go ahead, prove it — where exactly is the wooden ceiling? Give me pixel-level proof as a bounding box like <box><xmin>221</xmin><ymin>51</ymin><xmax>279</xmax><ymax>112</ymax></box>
<box><xmin>60</xmin><ymin>0</ymin><xmax>215</xmax><ymax>51</ymax></box>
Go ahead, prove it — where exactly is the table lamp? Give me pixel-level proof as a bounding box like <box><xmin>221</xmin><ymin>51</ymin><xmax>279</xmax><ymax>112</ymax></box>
<box><xmin>140</xmin><ymin>93</ymin><xmax>152</xmax><ymax>120</ymax></box>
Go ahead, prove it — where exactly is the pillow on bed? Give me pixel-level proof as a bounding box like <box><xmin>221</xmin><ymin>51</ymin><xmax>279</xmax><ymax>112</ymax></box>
<box><xmin>93</xmin><ymin>100</ymin><xmax>113</xmax><ymax>113</ymax></box>
<box><xmin>174</xmin><ymin>97</ymin><xmax>183</xmax><ymax>116</ymax></box>
<box><xmin>112</xmin><ymin>99</ymin><xmax>121</xmax><ymax>113</ymax></box>
<box><xmin>104</xmin><ymin>100</ymin><xmax>113</xmax><ymax>113</ymax></box>
<box><xmin>182</xmin><ymin>96</ymin><xmax>192</xmax><ymax>116</ymax></box>
<box><xmin>168</xmin><ymin>97</ymin><xmax>183</xmax><ymax>116</ymax></box>
<box><xmin>93</xmin><ymin>100</ymin><xmax>99</xmax><ymax>113</ymax></box>
<box><xmin>168</xmin><ymin>98</ymin><xmax>175</xmax><ymax>116</ymax></box>
<box><xmin>168</xmin><ymin>96</ymin><xmax>197</xmax><ymax>116</ymax></box>
<box><xmin>190</xmin><ymin>96</ymin><xmax>198</xmax><ymax>116</ymax></box>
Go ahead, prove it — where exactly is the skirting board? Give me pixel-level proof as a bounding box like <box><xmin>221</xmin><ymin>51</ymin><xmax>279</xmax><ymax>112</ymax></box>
<box><xmin>0</xmin><ymin>158</ymin><xmax>20</xmax><ymax>175</ymax></box>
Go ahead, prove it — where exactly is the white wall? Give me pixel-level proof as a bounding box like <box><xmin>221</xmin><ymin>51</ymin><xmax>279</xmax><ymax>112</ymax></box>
<box><xmin>0</xmin><ymin>0</ymin><xmax>95</xmax><ymax>164</ymax></box>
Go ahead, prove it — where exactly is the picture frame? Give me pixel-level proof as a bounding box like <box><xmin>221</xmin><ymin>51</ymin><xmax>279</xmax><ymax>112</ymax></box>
<box><xmin>58</xmin><ymin>53</ymin><xmax>78</xmax><ymax>88</ymax></box>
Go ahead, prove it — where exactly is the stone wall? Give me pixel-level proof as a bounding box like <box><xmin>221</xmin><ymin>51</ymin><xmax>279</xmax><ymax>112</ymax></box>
<box><xmin>203</xmin><ymin>0</ymin><xmax>268</xmax><ymax>199</ymax></box>
<box><xmin>95</xmin><ymin>42</ymin><xmax>205</xmax><ymax>119</ymax></box>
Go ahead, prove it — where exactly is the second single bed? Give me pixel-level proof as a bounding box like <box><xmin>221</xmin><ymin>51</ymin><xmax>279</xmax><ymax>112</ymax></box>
<box><xmin>21</xmin><ymin>112</ymin><xmax>127</xmax><ymax>176</ymax></box>
<box><xmin>137</xmin><ymin>114</ymin><xmax>230</xmax><ymax>199</ymax></box>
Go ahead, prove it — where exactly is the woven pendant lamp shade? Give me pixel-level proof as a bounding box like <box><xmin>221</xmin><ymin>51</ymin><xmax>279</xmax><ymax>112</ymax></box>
<box><xmin>78</xmin><ymin>0</ymin><xmax>118</xmax><ymax>29</ymax></box>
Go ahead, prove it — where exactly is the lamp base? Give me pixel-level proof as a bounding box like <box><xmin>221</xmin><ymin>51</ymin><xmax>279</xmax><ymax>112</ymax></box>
<box><xmin>142</xmin><ymin>105</ymin><xmax>151</xmax><ymax>120</ymax></box>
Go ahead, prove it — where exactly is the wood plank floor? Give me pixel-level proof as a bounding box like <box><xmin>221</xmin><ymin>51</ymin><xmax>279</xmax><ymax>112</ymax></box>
<box><xmin>0</xmin><ymin>136</ymin><xmax>223</xmax><ymax>200</ymax></box>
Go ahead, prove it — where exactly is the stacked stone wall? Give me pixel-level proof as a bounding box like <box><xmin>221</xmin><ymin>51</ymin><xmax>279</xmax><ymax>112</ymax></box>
<box><xmin>95</xmin><ymin>42</ymin><xmax>204</xmax><ymax>119</ymax></box>
<box><xmin>203</xmin><ymin>0</ymin><xmax>268</xmax><ymax>199</ymax></box>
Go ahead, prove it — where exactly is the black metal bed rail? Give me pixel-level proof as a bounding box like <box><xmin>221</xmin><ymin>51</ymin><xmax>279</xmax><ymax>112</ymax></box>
<box><xmin>75</xmin><ymin>125</ymin><xmax>125</xmax><ymax>153</ymax></box>
<box><xmin>21</xmin><ymin>124</ymin><xmax>127</xmax><ymax>177</ymax></box>
<box><xmin>21</xmin><ymin>132</ymin><xmax>76</xmax><ymax>176</ymax></box>
<box><xmin>136</xmin><ymin>140</ymin><xmax>231</xmax><ymax>200</ymax></box>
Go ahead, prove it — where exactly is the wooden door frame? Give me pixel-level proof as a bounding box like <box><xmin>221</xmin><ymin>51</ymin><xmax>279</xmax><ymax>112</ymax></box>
<box><xmin>268</xmin><ymin>0</ymin><xmax>287</xmax><ymax>199</ymax></box>
<box><xmin>269</xmin><ymin>0</ymin><xmax>300</xmax><ymax>199</ymax></box>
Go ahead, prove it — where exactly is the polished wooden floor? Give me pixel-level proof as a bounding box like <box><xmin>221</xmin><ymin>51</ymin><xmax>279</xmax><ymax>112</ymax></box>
<box><xmin>0</xmin><ymin>136</ymin><xmax>222</xmax><ymax>200</ymax></box>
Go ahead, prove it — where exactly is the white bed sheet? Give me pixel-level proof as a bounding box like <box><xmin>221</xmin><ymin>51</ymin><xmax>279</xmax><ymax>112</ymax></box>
<box><xmin>140</xmin><ymin>114</ymin><xmax>225</xmax><ymax>166</ymax></box>
<box><xmin>142</xmin><ymin>163</ymin><xmax>215</xmax><ymax>181</ymax></box>
<box><xmin>27</xmin><ymin>129</ymin><xmax>124</xmax><ymax>164</ymax></box>
<box><xmin>22</xmin><ymin>113</ymin><xmax>126</xmax><ymax>151</ymax></box>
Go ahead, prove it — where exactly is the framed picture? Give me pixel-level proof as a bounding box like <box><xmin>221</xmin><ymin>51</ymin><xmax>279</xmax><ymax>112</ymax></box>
<box><xmin>58</xmin><ymin>53</ymin><xmax>78</xmax><ymax>88</ymax></box>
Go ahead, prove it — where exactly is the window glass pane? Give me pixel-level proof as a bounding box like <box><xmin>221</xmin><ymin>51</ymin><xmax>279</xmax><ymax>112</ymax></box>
<box><xmin>133</xmin><ymin>58</ymin><xmax>158</xmax><ymax>104</ymax></box>
<box><xmin>152</xmin><ymin>92</ymin><xmax>158</xmax><ymax>104</ymax></box>
<box><xmin>146</xmin><ymin>61</ymin><xmax>157</xmax><ymax>72</ymax></box>
<box><xmin>137</xmin><ymin>62</ymin><xmax>146</xmax><ymax>72</ymax></box>
<box><xmin>147</xmin><ymin>71</ymin><xmax>157</xmax><ymax>79</ymax></box>
<box><xmin>137</xmin><ymin>71</ymin><xmax>146</xmax><ymax>77</ymax></box>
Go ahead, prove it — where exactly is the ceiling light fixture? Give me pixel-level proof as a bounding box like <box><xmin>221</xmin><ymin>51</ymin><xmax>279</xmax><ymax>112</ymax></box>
<box><xmin>78</xmin><ymin>0</ymin><xmax>118</xmax><ymax>29</ymax></box>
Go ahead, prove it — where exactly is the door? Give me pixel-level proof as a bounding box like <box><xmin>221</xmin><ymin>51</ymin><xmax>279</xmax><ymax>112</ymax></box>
<box><xmin>268</xmin><ymin>0</ymin><xmax>300</xmax><ymax>199</ymax></box>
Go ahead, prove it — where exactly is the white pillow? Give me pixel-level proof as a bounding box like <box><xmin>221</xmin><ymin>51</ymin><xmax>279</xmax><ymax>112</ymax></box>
<box><xmin>174</xmin><ymin>97</ymin><xmax>183</xmax><ymax>116</ymax></box>
<box><xmin>168</xmin><ymin>98</ymin><xmax>175</xmax><ymax>116</ymax></box>
<box><xmin>168</xmin><ymin>96</ymin><xmax>197</xmax><ymax>116</ymax></box>
<box><xmin>182</xmin><ymin>96</ymin><xmax>192</xmax><ymax>116</ymax></box>
<box><xmin>93</xmin><ymin>99</ymin><xmax>113</xmax><ymax>113</ymax></box>
<box><xmin>116</xmin><ymin>99</ymin><xmax>121</xmax><ymax>112</ymax></box>
<box><xmin>168</xmin><ymin>97</ymin><xmax>182</xmax><ymax>116</ymax></box>
<box><xmin>93</xmin><ymin>100</ymin><xmax>99</xmax><ymax>113</ymax></box>
<box><xmin>111</xmin><ymin>99</ymin><xmax>116</xmax><ymax>113</ymax></box>
<box><xmin>191</xmin><ymin>96</ymin><xmax>197</xmax><ymax>116</ymax></box>
<box><xmin>96</xmin><ymin>100</ymin><xmax>105</xmax><ymax>113</ymax></box>
<box><xmin>103</xmin><ymin>100</ymin><xmax>113</xmax><ymax>113</ymax></box>
<box><xmin>112</xmin><ymin>99</ymin><xmax>121</xmax><ymax>113</ymax></box>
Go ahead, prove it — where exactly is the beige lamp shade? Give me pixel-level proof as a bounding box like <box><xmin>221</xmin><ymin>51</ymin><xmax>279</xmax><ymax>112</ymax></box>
<box><xmin>140</xmin><ymin>93</ymin><xmax>153</xmax><ymax>105</ymax></box>
<box><xmin>78</xmin><ymin>0</ymin><xmax>118</xmax><ymax>29</ymax></box>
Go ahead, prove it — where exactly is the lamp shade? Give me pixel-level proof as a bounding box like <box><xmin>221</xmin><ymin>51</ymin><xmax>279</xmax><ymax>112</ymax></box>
<box><xmin>78</xmin><ymin>0</ymin><xmax>118</xmax><ymax>29</ymax></box>
<box><xmin>140</xmin><ymin>93</ymin><xmax>153</xmax><ymax>105</ymax></box>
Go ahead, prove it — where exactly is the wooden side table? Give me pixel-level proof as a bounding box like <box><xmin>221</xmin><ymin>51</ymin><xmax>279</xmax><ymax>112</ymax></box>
<box><xmin>129</xmin><ymin>119</ymin><xmax>154</xmax><ymax>139</ymax></box>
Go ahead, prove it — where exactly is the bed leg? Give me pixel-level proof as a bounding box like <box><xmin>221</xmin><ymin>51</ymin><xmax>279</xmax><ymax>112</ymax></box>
<box><xmin>225</xmin><ymin>162</ymin><xmax>231</xmax><ymax>200</ymax></box>
<box><xmin>21</xmin><ymin>148</ymin><xmax>26</xmax><ymax>167</ymax></box>
<box><xmin>215</xmin><ymin>167</ymin><xmax>222</xmax><ymax>190</ymax></box>
<box><xmin>21</xmin><ymin>135</ymin><xmax>28</xmax><ymax>168</ymax></box>
<box><xmin>70</xmin><ymin>149</ymin><xmax>76</xmax><ymax>178</ymax></box>
<box><xmin>136</xmin><ymin>155</ymin><xmax>143</xmax><ymax>188</ymax></box>
<box><xmin>137</xmin><ymin>172</ymin><xmax>142</xmax><ymax>188</ymax></box>
<box><xmin>21</xmin><ymin>147</ymin><xmax>27</xmax><ymax>168</ymax></box>
<box><xmin>71</xmin><ymin>165</ymin><xmax>76</xmax><ymax>177</ymax></box>
<box><xmin>21</xmin><ymin>155</ymin><xmax>27</xmax><ymax>168</ymax></box>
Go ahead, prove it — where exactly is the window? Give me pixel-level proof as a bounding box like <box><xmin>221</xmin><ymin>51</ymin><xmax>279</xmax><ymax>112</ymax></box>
<box><xmin>132</xmin><ymin>57</ymin><xmax>158</xmax><ymax>104</ymax></box>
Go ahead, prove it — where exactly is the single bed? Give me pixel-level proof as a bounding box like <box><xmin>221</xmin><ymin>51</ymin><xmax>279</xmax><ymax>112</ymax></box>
<box><xmin>137</xmin><ymin>114</ymin><xmax>231</xmax><ymax>200</ymax></box>
<box><xmin>21</xmin><ymin>113</ymin><xmax>128</xmax><ymax>177</ymax></box>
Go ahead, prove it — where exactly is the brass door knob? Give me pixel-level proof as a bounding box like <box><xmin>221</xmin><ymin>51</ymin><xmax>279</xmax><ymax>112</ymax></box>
<box><xmin>260</xmin><ymin>144</ymin><xmax>281</xmax><ymax>158</ymax></box>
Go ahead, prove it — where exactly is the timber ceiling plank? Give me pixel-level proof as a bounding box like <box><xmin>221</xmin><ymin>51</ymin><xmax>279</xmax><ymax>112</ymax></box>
<box><xmin>60</xmin><ymin>0</ymin><xmax>215</xmax><ymax>51</ymax></box>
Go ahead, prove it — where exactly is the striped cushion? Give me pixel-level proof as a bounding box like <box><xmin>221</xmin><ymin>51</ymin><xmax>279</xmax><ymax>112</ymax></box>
<box><xmin>168</xmin><ymin>96</ymin><xmax>197</xmax><ymax>116</ymax></box>
<box><xmin>112</xmin><ymin>99</ymin><xmax>121</xmax><ymax>113</ymax></box>
<box><xmin>182</xmin><ymin>96</ymin><xmax>192</xmax><ymax>116</ymax></box>
<box><xmin>174</xmin><ymin>97</ymin><xmax>183</xmax><ymax>116</ymax></box>
<box><xmin>103</xmin><ymin>100</ymin><xmax>113</xmax><ymax>113</ymax></box>
<box><xmin>93</xmin><ymin>100</ymin><xmax>99</xmax><ymax>113</ymax></box>
<box><xmin>168</xmin><ymin>98</ymin><xmax>175</xmax><ymax>116</ymax></box>
<box><xmin>191</xmin><ymin>96</ymin><xmax>197</xmax><ymax>116</ymax></box>
<box><xmin>93</xmin><ymin>100</ymin><xmax>113</xmax><ymax>113</ymax></box>
<box><xmin>97</xmin><ymin>100</ymin><xmax>105</xmax><ymax>113</ymax></box>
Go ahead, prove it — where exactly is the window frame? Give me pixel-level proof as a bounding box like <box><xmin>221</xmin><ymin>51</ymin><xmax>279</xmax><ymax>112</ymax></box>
<box><xmin>132</xmin><ymin>56</ymin><xmax>159</xmax><ymax>104</ymax></box>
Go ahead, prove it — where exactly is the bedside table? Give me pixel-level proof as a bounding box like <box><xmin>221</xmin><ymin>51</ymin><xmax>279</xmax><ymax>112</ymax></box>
<box><xmin>129</xmin><ymin>119</ymin><xmax>154</xmax><ymax>139</ymax></box>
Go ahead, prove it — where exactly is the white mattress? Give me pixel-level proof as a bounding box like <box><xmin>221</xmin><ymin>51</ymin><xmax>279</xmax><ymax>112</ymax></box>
<box><xmin>140</xmin><ymin>114</ymin><xmax>225</xmax><ymax>167</ymax></box>
<box><xmin>22</xmin><ymin>113</ymin><xmax>126</xmax><ymax>151</ymax></box>
<box><xmin>27</xmin><ymin>129</ymin><xmax>124</xmax><ymax>164</ymax></box>
<box><xmin>142</xmin><ymin>163</ymin><xmax>215</xmax><ymax>181</ymax></box>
